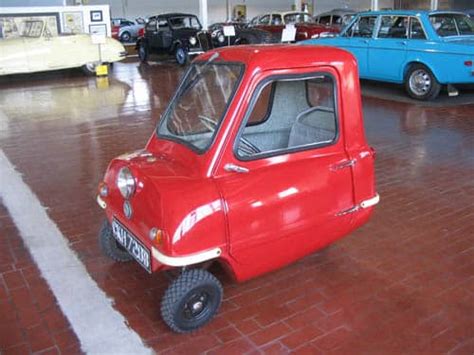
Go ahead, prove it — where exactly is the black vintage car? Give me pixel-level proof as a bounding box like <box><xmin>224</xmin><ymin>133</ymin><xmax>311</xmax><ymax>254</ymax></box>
<box><xmin>137</xmin><ymin>13</ymin><xmax>210</xmax><ymax>65</ymax></box>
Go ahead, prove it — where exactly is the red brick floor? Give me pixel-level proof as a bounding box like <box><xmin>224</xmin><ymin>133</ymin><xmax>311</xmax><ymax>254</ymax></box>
<box><xmin>0</xmin><ymin>204</ymin><xmax>81</xmax><ymax>354</ymax></box>
<box><xmin>0</xmin><ymin>61</ymin><xmax>473</xmax><ymax>354</ymax></box>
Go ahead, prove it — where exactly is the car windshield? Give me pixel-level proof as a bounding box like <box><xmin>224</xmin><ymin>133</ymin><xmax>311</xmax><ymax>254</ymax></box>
<box><xmin>429</xmin><ymin>13</ymin><xmax>474</xmax><ymax>36</ymax></box>
<box><xmin>157</xmin><ymin>61</ymin><xmax>243</xmax><ymax>152</ymax></box>
<box><xmin>21</xmin><ymin>21</ymin><xmax>44</xmax><ymax>38</ymax></box>
<box><xmin>284</xmin><ymin>13</ymin><xmax>312</xmax><ymax>24</ymax></box>
<box><xmin>168</xmin><ymin>16</ymin><xmax>202</xmax><ymax>30</ymax></box>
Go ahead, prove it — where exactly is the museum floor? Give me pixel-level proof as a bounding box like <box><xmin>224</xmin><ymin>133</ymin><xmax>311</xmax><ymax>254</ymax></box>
<box><xmin>0</xmin><ymin>60</ymin><xmax>473</xmax><ymax>354</ymax></box>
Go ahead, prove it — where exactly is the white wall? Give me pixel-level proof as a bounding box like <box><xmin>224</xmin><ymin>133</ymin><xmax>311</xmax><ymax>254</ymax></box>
<box><xmin>0</xmin><ymin>0</ymin><xmax>65</xmax><ymax>5</ymax></box>
<box><xmin>2</xmin><ymin>0</ymin><xmax>395</xmax><ymax>24</ymax></box>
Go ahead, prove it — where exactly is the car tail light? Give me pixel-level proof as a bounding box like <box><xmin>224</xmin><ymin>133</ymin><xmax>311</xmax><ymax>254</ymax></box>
<box><xmin>464</xmin><ymin>60</ymin><xmax>473</xmax><ymax>67</ymax></box>
<box><xmin>138</xmin><ymin>28</ymin><xmax>145</xmax><ymax>37</ymax></box>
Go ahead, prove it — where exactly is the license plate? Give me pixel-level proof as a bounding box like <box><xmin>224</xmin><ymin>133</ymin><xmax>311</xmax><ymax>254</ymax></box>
<box><xmin>111</xmin><ymin>218</ymin><xmax>151</xmax><ymax>273</ymax></box>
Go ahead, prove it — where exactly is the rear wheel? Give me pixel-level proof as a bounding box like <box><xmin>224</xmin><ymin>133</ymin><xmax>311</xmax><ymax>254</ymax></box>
<box><xmin>82</xmin><ymin>62</ymin><xmax>99</xmax><ymax>76</ymax></box>
<box><xmin>99</xmin><ymin>220</ymin><xmax>133</xmax><ymax>262</ymax></box>
<box><xmin>120</xmin><ymin>31</ymin><xmax>131</xmax><ymax>42</ymax></box>
<box><xmin>405</xmin><ymin>64</ymin><xmax>441</xmax><ymax>101</ymax></box>
<box><xmin>161</xmin><ymin>269</ymin><xmax>223</xmax><ymax>333</ymax></box>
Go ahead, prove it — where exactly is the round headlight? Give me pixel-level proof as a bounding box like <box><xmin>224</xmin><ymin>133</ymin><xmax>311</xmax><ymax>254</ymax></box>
<box><xmin>117</xmin><ymin>167</ymin><xmax>136</xmax><ymax>199</ymax></box>
<box><xmin>217</xmin><ymin>34</ymin><xmax>225</xmax><ymax>43</ymax></box>
<box><xmin>189</xmin><ymin>36</ymin><xmax>197</xmax><ymax>46</ymax></box>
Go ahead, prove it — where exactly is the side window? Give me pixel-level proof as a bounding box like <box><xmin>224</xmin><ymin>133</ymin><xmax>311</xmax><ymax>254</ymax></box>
<box><xmin>333</xmin><ymin>16</ymin><xmax>342</xmax><ymax>25</ymax></box>
<box><xmin>350</xmin><ymin>16</ymin><xmax>377</xmax><ymax>38</ymax></box>
<box><xmin>146</xmin><ymin>19</ymin><xmax>157</xmax><ymax>32</ymax></box>
<box><xmin>259</xmin><ymin>15</ymin><xmax>270</xmax><ymax>25</ymax></box>
<box><xmin>236</xmin><ymin>74</ymin><xmax>337</xmax><ymax>159</ymax></box>
<box><xmin>410</xmin><ymin>17</ymin><xmax>426</xmax><ymax>39</ymax></box>
<box><xmin>319</xmin><ymin>16</ymin><xmax>331</xmax><ymax>25</ymax></box>
<box><xmin>247</xmin><ymin>83</ymin><xmax>274</xmax><ymax>125</ymax></box>
<box><xmin>378</xmin><ymin>16</ymin><xmax>408</xmax><ymax>38</ymax></box>
<box><xmin>272</xmin><ymin>14</ymin><xmax>282</xmax><ymax>25</ymax></box>
<box><xmin>157</xmin><ymin>19</ymin><xmax>169</xmax><ymax>29</ymax></box>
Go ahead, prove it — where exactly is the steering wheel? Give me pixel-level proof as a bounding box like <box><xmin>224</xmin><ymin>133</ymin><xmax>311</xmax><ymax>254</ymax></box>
<box><xmin>198</xmin><ymin>115</ymin><xmax>217</xmax><ymax>132</ymax></box>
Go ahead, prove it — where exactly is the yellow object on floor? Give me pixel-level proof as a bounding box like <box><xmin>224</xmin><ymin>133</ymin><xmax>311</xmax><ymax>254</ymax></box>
<box><xmin>96</xmin><ymin>64</ymin><xmax>108</xmax><ymax>77</ymax></box>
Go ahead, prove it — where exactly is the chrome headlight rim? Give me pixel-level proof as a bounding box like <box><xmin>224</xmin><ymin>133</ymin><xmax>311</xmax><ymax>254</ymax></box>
<box><xmin>217</xmin><ymin>34</ymin><xmax>225</xmax><ymax>43</ymax></box>
<box><xmin>189</xmin><ymin>36</ymin><xmax>197</xmax><ymax>46</ymax></box>
<box><xmin>117</xmin><ymin>166</ymin><xmax>136</xmax><ymax>199</ymax></box>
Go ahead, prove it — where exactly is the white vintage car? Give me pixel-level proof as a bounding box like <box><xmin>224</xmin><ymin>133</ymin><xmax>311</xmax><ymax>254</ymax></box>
<box><xmin>0</xmin><ymin>20</ymin><xmax>127</xmax><ymax>76</ymax></box>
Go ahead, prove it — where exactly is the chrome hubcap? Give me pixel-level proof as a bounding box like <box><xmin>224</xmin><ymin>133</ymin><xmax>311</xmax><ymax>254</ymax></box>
<box><xmin>409</xmin><ymin>69</ymin><xmax>431</xmax><ymax>96</ymax></box>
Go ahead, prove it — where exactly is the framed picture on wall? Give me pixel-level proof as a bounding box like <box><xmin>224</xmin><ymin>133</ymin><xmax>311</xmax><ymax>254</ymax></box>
<box><xmin>90</xmin><ymin>10</ymin><xmax>103</xmax><ymax>22</ymax></box>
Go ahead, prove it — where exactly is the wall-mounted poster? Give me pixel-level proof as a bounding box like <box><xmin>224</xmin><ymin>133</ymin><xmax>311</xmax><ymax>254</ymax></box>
<box><xmin>0</xmin><ymin>14</ymin><xmax>59</xmax><ymax>39</ymax></box>
<box><xmin>62</xmin><ymin>12</ymin><xmax>83</xmax><ymax>33</ymax></box>
<box><xmin>90</xmin><ymin>10</ymin><xmax>103</xmax><ymax>22</ymax></box>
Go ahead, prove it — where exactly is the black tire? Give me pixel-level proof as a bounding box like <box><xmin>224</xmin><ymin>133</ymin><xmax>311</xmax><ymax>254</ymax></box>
<box><xmin>161</xmin><ymin>269</ymin><xmax>223</xmax><ymax>333</ymax></box>
<box><xmin>405</xmin><ymin>63</ymin><xmax>441</xmax><ymax>101</ymax></box>
<box><xmin>82</xmin><ymin>62</ymin><xmax>98</xmax><ymax>76</ymax></box>
<box><xmin>138</xmin><ymin>41</ymin><xmax>148</xmax><ymax>62</ymax></box>
<box><xmin>99</xmin><ymin>220</ymin><xmax>133</xmax><ymax>262</ymax></box>
<box><xmin>175</xmin><ymin>45</ymin><xmax>189</xmax><ymax>66</ymax></box>
<box><xmin>120</xmin><ymin>31</ymin><xmax>131</xmax><ymax>42</ymax></box>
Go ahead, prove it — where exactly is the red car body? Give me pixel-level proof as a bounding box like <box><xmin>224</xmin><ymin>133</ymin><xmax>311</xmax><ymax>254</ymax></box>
<box><xmin>248</xmin><ymin>12</ymin><xmax>339</xmax><ymax>41</ymax></box>
<box><xmin>98</xmin><ymin>45</ymin><xmax>378</xmax><ymax>284</ymax></box>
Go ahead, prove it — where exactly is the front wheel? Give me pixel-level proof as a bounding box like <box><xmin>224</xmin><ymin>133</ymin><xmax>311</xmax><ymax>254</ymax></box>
<box><xmin>99</xmin><ymin>220</ymin><xmax>133</xmax><ymax>262</ymax></box>
<box><xmin>405</xmin><ymin>64</ymin><xmax>441</xmax><ymax>101</ymax></box>
<box><xmin>161</xmin><ymin>269</ymin><xmax>223</xmax><ymax>333</ymax></box>
<box><xmin>175</xmin><ymin>46</ymin><xmax>189</xmax><ymax>66</ymax></box>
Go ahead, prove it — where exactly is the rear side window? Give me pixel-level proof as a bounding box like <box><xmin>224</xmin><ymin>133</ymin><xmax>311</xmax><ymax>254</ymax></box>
<box><xmin>146</xmin><ymin>19</ymin><xmax>157</xmax><ymax>31</ymax></box>
<box><xmin>319</xmin><ymin>16</ymin><xmax>331</xmax><ymax>25</ymax></box>
<box><xmin>235</xmin><ymin>74</ymin><xmax>337</xmax><ymax>159</ymax></box>
<box><xmin>378</xmin><ymin>16</ymin><xmax>408</xmax><ymax>38</ymax></box>
<box><xmin>345</xmin><ymin>16</ymin><xmax>376</xmax><ymax>38</ymax></box>
<box><xmin>410</xmin><ymin>17</ymin><xmax>426</xmax><ymax>39</ymax></box>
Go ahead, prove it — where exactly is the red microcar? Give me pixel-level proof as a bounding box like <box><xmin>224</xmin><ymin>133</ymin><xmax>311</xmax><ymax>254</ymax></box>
<box><xmin>97</xmin><ymin>44</ymin><xmax>379</xmax><ymax>333</ymax></box>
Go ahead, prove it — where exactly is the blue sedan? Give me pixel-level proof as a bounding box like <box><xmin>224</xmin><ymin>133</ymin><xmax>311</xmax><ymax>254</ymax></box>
<box><xmin>303</xmin><ymin>11</ymin><xmax>474</xmax><ymax>100</ymax></box>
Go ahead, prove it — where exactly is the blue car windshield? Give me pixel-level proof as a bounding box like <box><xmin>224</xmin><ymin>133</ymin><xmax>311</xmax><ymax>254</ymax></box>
<box><xmin>429</xmin><ymin>14</ymin><xmax>474</xmax><ymax>36</ymax></box>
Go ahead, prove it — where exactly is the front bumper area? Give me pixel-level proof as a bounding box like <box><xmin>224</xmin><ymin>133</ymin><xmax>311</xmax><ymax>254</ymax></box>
<box><xmin>151</xmin><ymin>246</ymin><xmax>221</xmax><ymax>267</ymax></box>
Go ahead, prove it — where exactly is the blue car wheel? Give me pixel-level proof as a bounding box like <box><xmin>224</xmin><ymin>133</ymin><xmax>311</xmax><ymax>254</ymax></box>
<box><xmin>175</xmin><ymin>46</ymin><xmax>189</xmax><ymax>66</ymax></box>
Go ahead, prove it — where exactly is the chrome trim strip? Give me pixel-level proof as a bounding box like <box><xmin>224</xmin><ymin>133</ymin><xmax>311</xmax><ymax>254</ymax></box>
<box><xmin>151</xmin><ymin>246</ymin><xmax>221</xmax><ymax>267</ymax></box>
<box><xmin>360</xmin><ymin>193</ymin><xmax>380</xmax><ymax>208</ymax></box>
<box><xmin>96</xmin><ymin>195</ymin><xmax>106</xmax><ymax>209</ymax></box>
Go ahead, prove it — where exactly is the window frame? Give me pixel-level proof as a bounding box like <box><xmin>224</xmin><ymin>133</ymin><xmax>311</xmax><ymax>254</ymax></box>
<box><xmin>156</xmin><ymin>61</ymin><xmax>245</xmax><ymax>155</ymax></box>
<box><xmin>408</xmin><ymin>16</ymin><xmax>427</xmax><ymax>40</ymax></box>
<box><xmin>233</xmin><ymin>72</ymin><xmax>340</xmax><ymax>162</ymax></box>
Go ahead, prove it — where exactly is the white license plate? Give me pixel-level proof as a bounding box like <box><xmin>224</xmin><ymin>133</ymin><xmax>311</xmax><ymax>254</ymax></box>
<box><xmin>111</xmin><ymin>218</ymin><xmax>151</xmax><ymax>273</ymax></box>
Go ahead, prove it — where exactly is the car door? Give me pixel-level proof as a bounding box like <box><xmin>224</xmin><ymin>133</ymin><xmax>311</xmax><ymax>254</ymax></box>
<box><xmin>368</xmin><ymin>15</ymin><xmax>409</xmax><ymax>81</ymax></box>
<box><xmin>145</xmin><ymin>18</ymin><xmax>159</xmax><ymax>50</ymax></box>
<box><xmin>215</xmin><ymin>68</ymin><xmax>355</xmax><ymax>276</ymax></box>
<box><xmin>155</xmin><ymin>18</ymin><xmax>172</xmax><ymax>50</ymax></box>
<box><xmin>335</xmin><ymin>15</ymin><xmax>377</xmax><ymax>76</ymax></box>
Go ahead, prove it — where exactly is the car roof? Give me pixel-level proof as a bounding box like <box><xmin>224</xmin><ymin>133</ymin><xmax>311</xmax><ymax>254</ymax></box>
<box><xmin>153</xmin><ymin>13</ymin><xmax>197</xmax><ymax>19</ymax></box>
<box><xmin>315</xmin><ymin>9</ymin><xmax>357</xmax><ymax>17</ymax></box>
<box><xmin>198</xmin><ymin>44</ymin><xmax>356</xmax><ymax>72</ymax></box>
<box><xmin>355</xmin><ymin>9</ymin><xmax>468</xmax><ymax>16</ymax></box>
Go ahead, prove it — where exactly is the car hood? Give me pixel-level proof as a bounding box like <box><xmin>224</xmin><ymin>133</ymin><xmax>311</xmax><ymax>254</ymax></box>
<box><xmin>173</xmin><ymin>28</ymin><xmax>200</xmax><ymax>37</ymax></box>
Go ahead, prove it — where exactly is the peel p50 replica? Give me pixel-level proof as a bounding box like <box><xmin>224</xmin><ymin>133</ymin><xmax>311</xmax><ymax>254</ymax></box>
<box><xmin>97</xmin><ymin>45</ymin><xmax>379</xmax><ymax>333</ymax></box>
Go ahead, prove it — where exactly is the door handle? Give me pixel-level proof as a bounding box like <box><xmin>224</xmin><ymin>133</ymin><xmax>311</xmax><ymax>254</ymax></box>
<box><xmin>224</xmin><ymin>163</ymin><xmax>249</xmax><ymax>173</ymax></box>
<box><xmin>330</xmin><ymin>159</ymin><xmax>356</xmax><ymax>171</ymax></box>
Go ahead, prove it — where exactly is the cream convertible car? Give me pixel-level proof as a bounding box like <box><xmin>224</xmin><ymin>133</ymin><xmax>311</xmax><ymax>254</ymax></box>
<box><xmin>0</xmin><ymin>20</ymin><xmax>127</xmax><ymax>76</ymax></box>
